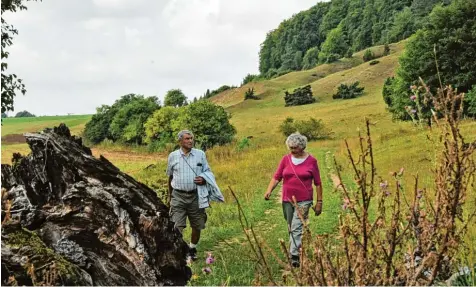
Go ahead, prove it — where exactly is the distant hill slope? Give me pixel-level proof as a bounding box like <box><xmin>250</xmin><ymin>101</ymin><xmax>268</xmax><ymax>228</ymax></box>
<box><xmin>211</xmin><ymin>41</ymin><xmax>404</xmax><ymax>109</ymax></box>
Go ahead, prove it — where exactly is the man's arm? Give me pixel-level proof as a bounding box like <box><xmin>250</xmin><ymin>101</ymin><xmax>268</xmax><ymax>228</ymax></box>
<box><xmin>168</xmin><ymin>175</ymin><xmax>173</xmax><ymax>206</ymax></box>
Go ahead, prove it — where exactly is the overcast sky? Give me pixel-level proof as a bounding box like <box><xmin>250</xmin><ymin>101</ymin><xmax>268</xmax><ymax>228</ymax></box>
<box><xmin>4</xmin><ymin>0</ymin><xmax>321</xmax><ymax>116</ymax></box>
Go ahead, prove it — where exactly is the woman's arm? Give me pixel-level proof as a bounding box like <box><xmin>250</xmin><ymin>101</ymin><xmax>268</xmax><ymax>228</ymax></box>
<box><xmin>264</xmin><ymin>178</ymin><xmax>280</xmax><ymax>200</ymax></box>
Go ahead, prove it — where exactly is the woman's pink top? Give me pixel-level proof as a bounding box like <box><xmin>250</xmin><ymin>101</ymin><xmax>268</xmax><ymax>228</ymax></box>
<box><xmin>273</xmin><ymin>154</ymin><xmax>322</xmax><ymax>202</ymax></box>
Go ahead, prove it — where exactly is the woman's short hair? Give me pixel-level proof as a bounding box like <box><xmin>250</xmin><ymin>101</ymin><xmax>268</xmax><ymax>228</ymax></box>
<box><xmin>285</xmin><ymin>133</ymin><xmax>307</xmax><ymax>150</ymax></box>
<box><xmin>177</xmin><ymin>130</ymin><xmax>194</xmax><ymax>141</ymax></box>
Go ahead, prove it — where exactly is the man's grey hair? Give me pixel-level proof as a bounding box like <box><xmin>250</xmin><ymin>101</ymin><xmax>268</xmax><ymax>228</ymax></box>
<box><xmin>177</xmin><ymin>130</ymin><xmax>194</xmax><ymax>141</ymax></box>
<box><xmin>285</xmin><ymin>133</ymin><xmax>307</xmax><ymax>150</ymax></box>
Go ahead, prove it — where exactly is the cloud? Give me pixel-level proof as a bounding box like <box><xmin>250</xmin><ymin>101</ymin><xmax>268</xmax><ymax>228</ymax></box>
<box><xmin>3</xmin><ymin>0</ymin><xmax>320</xmax><ymax>116</ymax></box>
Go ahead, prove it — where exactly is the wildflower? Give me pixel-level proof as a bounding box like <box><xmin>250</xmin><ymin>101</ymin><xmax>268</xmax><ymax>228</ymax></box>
<box><xmin>417</xmin><ymin>189</ymin><xmax>423</xmax><ymax>199</ymax></box>
<box><xmin>191</xmin><ymin>274</ymin><xmax>199</xmax><ymax>280</ymax></box>
<box><xmin>205</xmin><ymin>252</ymin><xmax>215</xmax><ymax>264</ymax></box>
<box><xmin>202</xmin><ymin>267</ymin><xmax>212</xmax><ymax>275</ymax></box>
<box><xmin>342</xmin><ymin>197</ymin><xmax>351</xmax><ymax>210</ymax></box>
<box><xmin>411</xmin><ymin>109</ymin><xmax>417</xmax><ymax>114</ymax></box>
<box><xmin>410</xmin><ymin>95</ymin><xmax>417</xmax><ymax>101</ymax></box>
<box><xmin>385</xmin><ymin>191</ymin><xmax>391</xmax><ymax>197</ymax></box>
<box><xmin>379</xmin><ymin>181</ymin><xmax>388</xmax><ymax>188</ymax></box>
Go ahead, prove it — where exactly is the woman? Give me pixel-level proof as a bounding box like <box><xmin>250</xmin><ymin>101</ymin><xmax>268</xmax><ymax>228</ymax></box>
<box><xmin>264</xmin><ymin>133</ymin><xmax>323</xmax><ymax>268</ymax></box>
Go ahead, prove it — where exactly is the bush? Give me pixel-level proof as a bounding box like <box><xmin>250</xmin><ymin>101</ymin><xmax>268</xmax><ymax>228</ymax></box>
<box><xmin>143</xmin><ymin>106</ymin><xmax>181</xmax><ymax>144</ymax></box>
<box><xmin>383</xmin><ymin>43</ymin><xmax>390</xmax><ymax>56</ymax></box>
<box><xmin>172</xmin><ymin>100</ymin><xmax>236</xmax><ymax>150</ymax></box>
<box><xmin>84</xmin><ymin>94</ymin><xmax>160</xmax><ymax>145</ymax></box>
<box><xmin>236</xmin><ymin>137</ymin><xmax>251</xmax><ymax>152</ymax></box>
<box><xmin>369</xmin><ymin>60</ymin><xmax>380</xmax><ymax>65</ymax></box>
<box><xmin>14</xmin><ymin>110</ymin><xmax>35</xmax><ymax>117</ymax></box>
<box><xmin>279</xmin><ymin>117</ymin><xmax>332</xmax><ymax>140</ymax></box>
<box><xmin>363</xmin><ymin>49</ymin><xmax>375</xmax><ymax>62</ymax></box>
<box><xmin>284</xmin><ymin>85</ymin><xmax>316</xmax><ymax>107</ymax></box>
<box><xmin>108</xmin><ymin>96</ymin><xmax>160</xmax><ymax>144</ymax></box>
<box><xmin>382</xmin><ymin>77</ymin><xmax>395</xmax><ymax>106</ymax></box>
<box><xmin>244</xmin><ymin>88</ymin><xmax>259</xmax><ymax>100</ymax></box>
<box><xmin>332</xmin><ymin>82</ymin><xmax>365</xmax><ymax>99</ymax></box>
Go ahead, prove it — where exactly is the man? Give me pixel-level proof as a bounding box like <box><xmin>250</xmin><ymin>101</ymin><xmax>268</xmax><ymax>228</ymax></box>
<box><xmin>166</xmin><ymin>130</ymin><xmax>217</xmax><ymax>261</ymax></box>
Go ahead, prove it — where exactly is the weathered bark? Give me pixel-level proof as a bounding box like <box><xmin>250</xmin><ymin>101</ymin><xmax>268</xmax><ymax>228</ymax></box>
<box><xmin>1</xmin><ymin>124</ymin><xmax>191</xmax><ymax>286</ymax></box>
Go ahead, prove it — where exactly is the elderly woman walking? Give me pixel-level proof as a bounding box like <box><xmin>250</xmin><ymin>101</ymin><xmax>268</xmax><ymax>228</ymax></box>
<box><xmin>264</xmin><ymin>133</ymin><xmax>323</xmax><ymax>268</ymax></box>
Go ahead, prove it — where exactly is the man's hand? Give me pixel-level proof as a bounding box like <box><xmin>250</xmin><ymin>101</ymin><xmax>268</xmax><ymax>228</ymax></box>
<box><xmin>313</xmin><ymin>201</ymin><xmax>322</xmax><ymax>216</ymax></box>
<box><xmin>194</xmin><ymin>176</ymin><xmax>206</xmax><ymax>185</ymax></box>
<box><xmin>264</xmin><ymin>190</ymin><xmax>272</xmax><ymax>200</ymax></box>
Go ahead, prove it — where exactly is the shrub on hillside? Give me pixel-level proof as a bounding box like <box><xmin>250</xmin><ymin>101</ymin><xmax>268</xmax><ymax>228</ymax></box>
<box><xmin>279</xmin><ymin>117</ymin><xmax>332</xmax><ymax>140</ymax></box>
<box><xmin>384</xmin><ymin>0</ymin><xmax>476</xmax><ymax>120</ymax></box>
<box><xmin>332</xmin><ymin>82</ymin><xmax>365</xmax><ymax>99</ymax></box>
<box><xmin>284</xmin><ymin>85</ymin><xmax>316</xmax><ymax>107</ymax></box>
<box><xmin>14</xmin><ymin>110</ymin><xmax>35</xmax><ymax>117</ymax></box>
<box><xmin>244</xmin><ymin>88</ymin><xmax>259</xmax><ymax>100</ymax></box>
<box><xmin>363</xmin><ymin>49</ymin><xmax>375</xmax><ymax>62</ymax></box>
<box><xmin>383</xmin><ymin>43</ymin><xmax>391</xmax><ymax>56</ymax></box>
<box><xmin>369</xmin><ymin>60</ymin><xmax>379</xmax><ymax>65</ymax></box>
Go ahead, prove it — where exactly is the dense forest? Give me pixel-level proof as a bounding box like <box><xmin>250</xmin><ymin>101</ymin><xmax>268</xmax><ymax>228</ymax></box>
<box><xmin>258</xmin><ymin>0</ymin><xmax>451</xmax><ymax>77</ymax></box>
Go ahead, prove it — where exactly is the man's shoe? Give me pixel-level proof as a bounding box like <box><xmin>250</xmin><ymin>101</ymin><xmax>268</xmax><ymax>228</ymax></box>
<box><xmin>291</xmin><ymin>255</ymin><xmax>300</xmax><ymax>268</ymax></box>
<box><xmin>188</xmin><ymin>247</ymin><xmax>198</xmax><ymax>261</ymax></box>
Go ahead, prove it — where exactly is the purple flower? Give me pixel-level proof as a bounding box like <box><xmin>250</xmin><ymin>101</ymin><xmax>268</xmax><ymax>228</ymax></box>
<box><xmin>205</xmin><ymin>253</ymin><xmax>215</xmax><ymax>264</ymax></box>
<box><xmin>411</xmin><ymin>109</ymin><xmax>417</xmax><ymax>114</ymax></box>
<box><xmin>342</xmin><ymin>198</ymin><xmax>351</xmax><ymax>210</ymax></box>
<box><xmin>417</xmin><ymin>189</ymin><xmax>423</xmax><ymax>199</ymax></box>
<box><xmin>385</xmin><ymin>191</ymin><xmax>391</xmax><ymax>197</ymax></box>
<box><xmin>380</xmin><ymin>181</ymin><xmax>388</xmax><ymax>188</ymax></box>
<box><xmin>410</xmin><ymin>95</ymin><xmax>417</xmax><ymax>101</ymax></box>
<box><xmin>202</xmin><ymin>267</ymin><xmax>212</xmax><ymax>274</ymax></box>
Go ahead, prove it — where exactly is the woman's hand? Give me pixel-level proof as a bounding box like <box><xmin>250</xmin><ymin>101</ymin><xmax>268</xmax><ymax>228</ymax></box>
<box><xmin>313</xmin><ymin>201</ymin><xmax>322</xmax><ymax>216</ymax></box>
<box><xmin>264</xmin><ymin>190</ymin><xmax>272</xmax><ymax>200</ymax></box>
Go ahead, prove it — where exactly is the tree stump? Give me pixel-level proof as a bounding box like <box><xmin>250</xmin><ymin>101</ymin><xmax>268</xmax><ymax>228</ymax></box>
<box><xmin>1</xmin><ymin>124</ymin><xmax>191</xmax><ymax>286</ymax></box>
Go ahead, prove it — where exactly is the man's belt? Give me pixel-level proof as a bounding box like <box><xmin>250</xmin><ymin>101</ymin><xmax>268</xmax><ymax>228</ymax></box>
<box><xmin>174</xmin><ymin>188</ymin><xmax>197</xmax><ymax>193</ymax></box>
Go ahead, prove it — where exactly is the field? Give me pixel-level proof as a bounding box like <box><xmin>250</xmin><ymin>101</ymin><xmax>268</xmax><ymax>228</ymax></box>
<box><xmin>1</xmin><ymin>40</ymin><xmax>475</xmax><ymax>285</ymax></box>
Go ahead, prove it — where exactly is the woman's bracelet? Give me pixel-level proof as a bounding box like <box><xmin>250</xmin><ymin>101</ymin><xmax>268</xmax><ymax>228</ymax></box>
<box><xmin>317</xmin><ymin>200</ymin><xmax>323</xmax><ymax>203</ymax></box>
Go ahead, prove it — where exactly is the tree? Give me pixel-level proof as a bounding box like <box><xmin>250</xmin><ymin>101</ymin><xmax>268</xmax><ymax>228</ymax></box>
<box><xmin>164</xmin><ymin>89</ymin><xmax>187</xmax><ymax>107</ymax></box>
<box><xmin>108</xmin><ymin>95</ymin><xmax>160</xmax><ymax>144</ymax></box>
<box><xmin>387</xmin><ymin>7</ymin><xmax>416</xmax><ymax>43</ymax></box>
<box><xmin>241</xmin><ymin>73</ymin><xmax>259</xmax><ymax>86</ymax></box>
<box><xmin>1</xmin><ymin>0</ymin><xmax>38</xmax><ymax>114</ymax></box>
<box><xmin>172</xmin><ymin>100</ymin><xmax>236</xmax><ymax>150</ymax></box>
<box><xmin>302</xmin><ymin>47</ymin><xmax>320</xmax><ymax>70</ymax></box>
<box><xmin>15</xmin><ymin>110</ymin><xmax>35</xmax><ymax>117</ymax></box>
<box><xmin>318</xmin><ymin>24</ymin><xmax>349</xmax><ymax>63</ymax></box>
<box><xmin>384</xmin><ymin>0</ymin><xmax>476</xmax><ymax>120</ymax></box>
<box><xmin>143</xmin><ymin>106</ymin><xmax>181</xmax><ymax>144</ymax></box>
<box><xmin>84</xmin><ymin>94</ymin><xmax>160</xmax><ymax>144</ymax></box>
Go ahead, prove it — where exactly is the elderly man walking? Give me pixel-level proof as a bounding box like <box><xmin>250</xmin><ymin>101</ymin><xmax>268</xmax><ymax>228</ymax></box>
<box><xmin>166</xmin><ymin>130</ymin><xmax>224</xmax><ymax>261</ymax></box>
